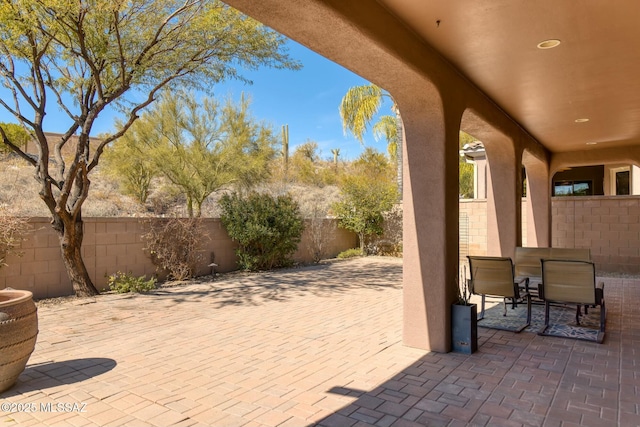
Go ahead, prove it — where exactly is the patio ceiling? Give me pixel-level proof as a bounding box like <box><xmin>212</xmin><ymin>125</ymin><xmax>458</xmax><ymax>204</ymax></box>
<box><xmin>374</xmin><ymin>1</ymin><xmax>640</xmax><ymax>154</ymax></box>
<box><xmin>226</xmin><ymin>0</ymin><xmax>640</xmax><ymax>156</ymax></box>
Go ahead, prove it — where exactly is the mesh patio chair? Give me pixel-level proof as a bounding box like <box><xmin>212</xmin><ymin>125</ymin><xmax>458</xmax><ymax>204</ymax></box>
<box><xmin>467</xmin><ymin>256</ymin><xmax>531</xmax><ymax>332</ymax></box>
<box><xmin>539</xmin><ymin>259</ymin><xmax>605</xmax><ymax>342</ymax></box>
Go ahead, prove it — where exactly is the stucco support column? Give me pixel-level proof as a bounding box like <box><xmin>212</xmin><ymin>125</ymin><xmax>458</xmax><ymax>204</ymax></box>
<box><xmin>523</xmin><ymin>152</ymin><xmax>551</xmax><ymax>247</ymax></box>
<box><xmin>402</xmin><ymin>102</ymin><xmax>461</xmax><ymax>352</ymax></box>
<box><xmin>484</xmin><ymin>140</ymin><xmax>522</xmax><ymax>258</ymax></box>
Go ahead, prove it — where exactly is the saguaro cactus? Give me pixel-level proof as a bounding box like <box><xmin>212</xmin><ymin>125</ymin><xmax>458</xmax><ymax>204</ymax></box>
<box><xmin>282</xmin><ymin>124</ymin><xmax>289</xmax><ymax>179</ymax></box>
<box><xmin>331</xmin><ymin>148</ymin><xmax>340</xmax><ymax>170</ymax></box>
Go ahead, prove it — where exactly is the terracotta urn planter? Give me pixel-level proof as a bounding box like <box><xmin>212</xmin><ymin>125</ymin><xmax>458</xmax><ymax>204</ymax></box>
<box><xmin>0</xmin><ymin>289</ymin><xmax>38</xmax><ymax>393</ymax></box>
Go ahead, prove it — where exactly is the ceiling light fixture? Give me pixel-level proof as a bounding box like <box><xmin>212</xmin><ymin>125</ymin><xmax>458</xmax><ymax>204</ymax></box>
<box><xmin>537</xmin><ymin>39</ymin><xmax>561</xmax><ymax>49</ymax></box>
<box><xmin>586</xmin><ymin>142</ymin><xmax>597</xmax><ymax>145</ymax></box>
<box><xmin>575</xmin><ymin>118</ymin><xmax>590</xmax><ymax>123</ymax></box>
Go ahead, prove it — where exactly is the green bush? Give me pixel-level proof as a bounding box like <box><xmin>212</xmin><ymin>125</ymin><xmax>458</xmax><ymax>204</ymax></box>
<box><xmin>107</xmin><ymin>271</ymin><xmax>157</xmax><ymax>293</ymax></box>
<box><xmin>332</xmin><ymin>149</ymin><xmax>398</xmax><ymax>253</ymax></box>
<box><xmin>220</xmin><ymin>192</ymin><xmax>304</xmax><ymax>271</ymax></box>
<box><xmin>337</xmin><ymin>248</ymin><xmax>363</xmax><ymax>259</ymax></box>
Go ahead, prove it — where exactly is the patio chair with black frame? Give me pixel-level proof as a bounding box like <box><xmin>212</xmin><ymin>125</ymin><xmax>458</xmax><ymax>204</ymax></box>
<box><xmin>539</xmin><ymin>258</ymin><xmax>606</xmax><ymax>343</ymax></box>
<box><xmin>467</xmin><ymin>256</ymin><xmax>532</xmax><ymax>333</ymax></box>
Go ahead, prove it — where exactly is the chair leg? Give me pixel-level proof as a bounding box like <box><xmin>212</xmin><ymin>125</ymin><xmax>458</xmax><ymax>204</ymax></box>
<box><xmin>503</xmin><ymin>298</ymin><xmax>507</xmax><ymax>316</ymax></box>
<box><xmin>479</xmin><ymin>294</ymin><xmax>486</xmax><ymax>320</ymax></box>
<box><xmin>584</xmin><ymin>305</ymin><xmax>589</xmax><ymax>315</ymax></box>
<box><xmin>600</xmin><ymin>300</ymin><xmax>606</xmax><ymax>332</ymax></box>
<box><xmin>575</xmin><ymin>305</ymin><xmax>581</xmax><ymax>325</ymax></box>
<box><xmin>544</xmin><ymin>302</ymin><xmax>550</xmax><ymax>327</ymax></box>
<box><xmin>526</xmin><ymin>295</ymin><xmax>531</xmax><ymax>326</ymax></box>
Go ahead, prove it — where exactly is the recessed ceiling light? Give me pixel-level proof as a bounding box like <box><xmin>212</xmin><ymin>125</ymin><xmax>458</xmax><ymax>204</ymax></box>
<box><xmin>586</xmin><ymin>142</ymin><xmax>597</xmax><ymax>145</ymax></box>
<box><xmin>537</xmin><ymin>39</ymin><xmax>561</xmax><ymax>49</ymax></box>
<box><xmin>575</xmin><ymin>118</ymin><xmax>590</xmax><ymax>123</ymax></box>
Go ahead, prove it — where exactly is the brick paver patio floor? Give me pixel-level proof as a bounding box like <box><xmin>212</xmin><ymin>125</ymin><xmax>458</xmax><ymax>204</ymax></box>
<box><xmin>1</xmin><ymin>257</ymin><xmax>638</xmax><ymax>426</ymax></box>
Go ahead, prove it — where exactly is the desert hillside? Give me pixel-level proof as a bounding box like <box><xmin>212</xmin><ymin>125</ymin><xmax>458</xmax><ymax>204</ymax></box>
<box><xmin>0</xmin><ymin>154</ymin><xmax>341</xmax><ymax>218</ymax></box>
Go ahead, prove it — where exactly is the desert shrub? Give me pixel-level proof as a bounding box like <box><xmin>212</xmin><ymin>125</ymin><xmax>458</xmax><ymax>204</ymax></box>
<box><xmin>0</xmin><ymin>205</ymin><xmax>29</xmax><ymax>269</ymax></box>
<box><xmin>303</xmin><ymin>203</ymin><xmax>337</xmax><ymax>263</ymax></box>
<box><xmin>142</xmin><ymin>217</ymin><xmax>209</xmax><ymax>280</ymax></box>
<box><xmin>337</xmin><ymin>248</ymin><xmax>363</xmax><ymax>259</ymax></box>
<box><xmin>305</xmin><ymin>217</ymin><xmax>337</xmax><ymax>263</ymax></box>
<box><xmin>107</xmin><ymin>271</ymin><xmax>157</xmax><ymax>293</ymax></box>
<box><xmin>220</xmin><ymin>192</ymin><xmax>304</xmax><ymax>271</ymax></box>
<box><xmin>374</xmin><ymin>242</ymin><xmax>402</xmax><ymax>257</ymax></box>
<box><xmin>368</xmin><ymin>204</ymin><xmax>403</xmax><ymax>256</ymax></box>
<box><xmin>332</xmin><ymin>149</ymin><xmax>398</xmax><ymax>253</ymax></box>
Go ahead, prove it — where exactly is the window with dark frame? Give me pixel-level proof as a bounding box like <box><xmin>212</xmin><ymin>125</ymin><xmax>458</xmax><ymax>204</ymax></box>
<box><xmin>616</xmin><ymin>170</ymin><xmax>630</xmax><ymax>195</ymax></box>
<box><xmin>553</xmin><ymin>180</ymin><xmax>593</xmax><ymax>196</ymax></box>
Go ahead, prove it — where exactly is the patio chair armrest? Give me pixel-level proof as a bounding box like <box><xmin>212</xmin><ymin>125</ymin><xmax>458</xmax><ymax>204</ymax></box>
<box><xmin>596</xmin><ymin>281</ymin><xmax>605</xmax><ymax>305</ymax></box>
<box><xmin>513</xmin><ymin>277</ymin><xmax>529</xmax><ymax>299</ymax></box>
<box><xmin>516</xmin><ymin>276</ymin><xmax>530</xmax><ymax>292</ymax></box>
<box><xmin>519</xmin><ymin>289</ymin><xmax>530</xmax><ymax>299</ymax></box>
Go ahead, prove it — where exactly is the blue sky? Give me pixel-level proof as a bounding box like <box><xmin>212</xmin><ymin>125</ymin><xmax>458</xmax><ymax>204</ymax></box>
<box><xmin>213</xmin><ymin>40</ymin><xmax>395</xmax><ymax>160</ymax></box>
<box><xmin>0</xmin><ymin>39</ymin><xmax>394</xmax><ymax>161</ymax></box>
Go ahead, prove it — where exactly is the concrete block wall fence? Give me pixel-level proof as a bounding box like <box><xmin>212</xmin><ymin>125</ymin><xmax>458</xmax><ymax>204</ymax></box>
<box><xmin>459</xmin><ymin>199</ymin><xmax>529</xmax><ymax>257</ymax></box>
<box><xmin>462</xmin><ymin>195</ymin><xmax>640</xmax><ymax>275</ymax></box>
<box><xmin>0</xmin><ymin>217</ymin><xmax>357</xmax><ymax>299</ymax></box>
<box><xmin>2</xmin><ymin>195</ymin><xmax>639</xmax><ymax>299</ymax></box>
<box><xmin>552</xmin><ymin>196</ymin><xmax>640</xmax><ymax>274</ymax></box>
<box><xmin>459</xmin><ymin>199</ymin><xmax>491</xmax><ymax>258</ymax></box>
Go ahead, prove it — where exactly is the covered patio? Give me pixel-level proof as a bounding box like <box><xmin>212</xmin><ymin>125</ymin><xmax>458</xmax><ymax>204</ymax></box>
<box><xmin>1</xmin><ymin>257</ymin><xmax>638</xmax><ymax>426</ymax></box>
<box><xmin>223</xmin><ymin>0</ymin><xmax>640</xmax><ymax>353</ymax></box>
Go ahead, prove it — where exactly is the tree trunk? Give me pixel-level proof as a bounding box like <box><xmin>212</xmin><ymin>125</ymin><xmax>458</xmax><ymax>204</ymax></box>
<box><xmin>395</xmin><ymin>111</ymin><xmax>403</xmax><ymax>201</ymax></box>
<box><xmin>56</xmin><ymin>215</ymin><xmax>99</xmax><ymax>297</ymax></box>
<box><xmin>186</xmin><ymin>196</ymin><xmax>194</xmax><ymax>218</ymax></box>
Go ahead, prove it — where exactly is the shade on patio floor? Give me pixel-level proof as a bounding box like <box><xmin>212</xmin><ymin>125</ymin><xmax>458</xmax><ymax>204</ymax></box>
<box><xmin>0</xmin><ymin>257</ymin><xmax>638</xmax><ymax>426</ymax></box>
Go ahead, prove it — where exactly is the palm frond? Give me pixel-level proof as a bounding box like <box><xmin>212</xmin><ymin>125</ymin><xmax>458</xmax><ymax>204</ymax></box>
<box><xmin>373</xmin><ymin>115</ymin><xmax>398</xmax><ymax>159</ymax></box>
<box><xmin>339</xmin><ymin>84</ymin><xmax>384</xmax><ymax>143</ymax></box>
